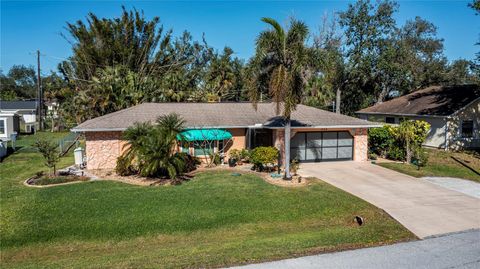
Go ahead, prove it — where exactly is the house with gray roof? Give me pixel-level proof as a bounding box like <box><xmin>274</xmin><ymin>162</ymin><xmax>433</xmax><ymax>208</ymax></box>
<box><xmin>357</xmin><ymin>84</ymin><xmax>480</xmax><ymax>150</ymax></box>
<box><xmin>72</xmin><ymin>102</ymin><xmax>379</xmax><ymax>170</ymax></box>
<box><xmin>0</xmin><ymin>100</ymin><xmax>38</xmax><ymax>133</ymax></box>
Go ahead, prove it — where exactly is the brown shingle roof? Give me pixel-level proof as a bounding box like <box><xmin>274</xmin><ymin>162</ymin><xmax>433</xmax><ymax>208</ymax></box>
<box><xmin>72</xmin><ymin>102</ymin><xmax>378</xmax><ymax>132</ymax></box>
<box><xmin>357</xmin><ymin>84</ymin><xmax>480</xmax><ymax>116</ymax></box>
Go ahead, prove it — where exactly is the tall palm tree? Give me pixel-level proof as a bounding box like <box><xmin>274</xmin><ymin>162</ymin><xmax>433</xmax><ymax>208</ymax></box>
<box><xmin>250</xmin><ymin>18</ymin><xmax>311</xmax><ymax>179</ymax></box>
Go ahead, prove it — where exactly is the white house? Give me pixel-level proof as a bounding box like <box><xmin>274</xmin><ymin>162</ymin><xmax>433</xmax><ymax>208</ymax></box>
<box><xmin>0</xmin><ymin>100</ymin><xmax>37</xmax><ymax>133</ymax></box>
<box><xmin>357</xmin><ymin>84</ymin><xmax>480</xmax><ymax>150</ymax></box>
<box><xmin>0</xmin><ymin>111</ymin><xmax>20</xmax><ymax>141</ymax></box>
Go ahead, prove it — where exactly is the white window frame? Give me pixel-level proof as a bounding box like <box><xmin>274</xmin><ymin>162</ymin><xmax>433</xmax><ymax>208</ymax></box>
<box><xmin>0</xmin><ymin>118</ymin><xmax>6</xmax><ymax>136</ymax></box>
<box><xmin>459</xmin><ymin>119</ymin><xmax>474</xmax><ymax>138</ymax></box>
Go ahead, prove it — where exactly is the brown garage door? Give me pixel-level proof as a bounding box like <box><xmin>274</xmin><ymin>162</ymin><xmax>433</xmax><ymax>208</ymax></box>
<box><xmin>290</xmin><ymin>131</ymin><xmax>353</xmax><ymax>162</ymax></box>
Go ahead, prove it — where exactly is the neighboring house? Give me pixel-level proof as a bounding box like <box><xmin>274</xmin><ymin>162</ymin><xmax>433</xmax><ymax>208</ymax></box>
<box><xmin>0</xmin><ymin>111</ymin><xmax>20</xmax><ymax>141</ymax></box>
<box><xmin>0</xmin><ymin>100</ymin><xmax>37</xmax><ymax>133</ymax></box>
<box><xmin>357</xmin><ymin>85</ymin><xmax>480</xmax><ymax>150</ymax></box>
<box><xmin>72</xmin><ymin>103</ymin><xmax>379</xmax><ymax>170</ymax></box>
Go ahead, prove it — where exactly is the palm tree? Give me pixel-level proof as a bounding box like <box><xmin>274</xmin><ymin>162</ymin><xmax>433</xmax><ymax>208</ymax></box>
<box><xmin>121</xmin><ymin>113</ymin><xmax>187</xmax><ymax>179</ymax></box>
<box><xmin>250</xmin><ymin>18</ymin><xmax>311</xmax><ymax>179</ymax></box>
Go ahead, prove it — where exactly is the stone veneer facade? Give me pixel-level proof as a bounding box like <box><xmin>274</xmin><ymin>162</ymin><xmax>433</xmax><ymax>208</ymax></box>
<box><xmin>352</xmin><ymin>128</ymin><xmax>368</xmax><ymax>162</ymax></box>
<box><xmin>85</xmin><ymin>131</ymin><xmax>125</xmax><ymax>170</ymax></box>
<box><xmin>85</xmin><ymin>127</ymin><xmax>369</xmax><ymax>170</ymax></box>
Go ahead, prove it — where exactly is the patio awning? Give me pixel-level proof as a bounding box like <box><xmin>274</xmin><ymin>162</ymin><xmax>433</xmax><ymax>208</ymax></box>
<box><xmin>177</xmin><ymin>129</ymin><xmax>232</xmax><ymax>141</ymax></box>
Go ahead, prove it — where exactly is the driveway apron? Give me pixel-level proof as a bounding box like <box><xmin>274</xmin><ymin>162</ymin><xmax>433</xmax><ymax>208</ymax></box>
<box><xmin>299</xmin><ymin>162</ymin><xmax>480</xmax><ymax>238</ymax></box>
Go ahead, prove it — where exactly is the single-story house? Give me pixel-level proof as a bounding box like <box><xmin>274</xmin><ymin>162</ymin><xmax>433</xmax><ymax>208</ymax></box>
<box><xmin>356</xmin><ymin>84</ymin><xmax>480</xmax><ymax>150</ymax></box>
<box><xmin>72</xmin><ymin>103</ymin><xmax>379</xmax><ymax>170</ymax></box>
<box><xmin>0</xmin><ymin>111</ymin><xmax>20</xmax><ymax>141</ymax></box>
<box><xmin>0</xmin><ymin>100</ymin><xmax>37</xmax><ymax>133</ymax></box>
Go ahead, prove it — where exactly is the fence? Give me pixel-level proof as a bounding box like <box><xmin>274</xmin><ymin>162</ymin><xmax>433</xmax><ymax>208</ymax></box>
<box><xmin>57</xmin><ymin>132</ymin><xmax>81</xmax><ymax>156</ymax></box>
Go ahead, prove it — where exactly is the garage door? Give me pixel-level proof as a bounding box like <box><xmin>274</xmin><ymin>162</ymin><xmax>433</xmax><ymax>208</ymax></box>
<box><xmin>290</xmin><ymin>131</ymin><xmax>353</xmax><ymax>162</ymax></box>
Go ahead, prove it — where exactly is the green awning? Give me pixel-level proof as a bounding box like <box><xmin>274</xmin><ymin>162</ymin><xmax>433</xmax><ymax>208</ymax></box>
<box><xmin>177</xmin><ymin>129</ymin><xmax>232</xmax><ymax>141</ymax></box>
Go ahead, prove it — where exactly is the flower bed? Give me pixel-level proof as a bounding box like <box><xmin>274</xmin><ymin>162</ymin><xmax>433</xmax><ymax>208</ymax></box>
<box><xmin>26</xmin><ymin>172</ymin><xmax>89</xmax><ymax>186</ymax></box>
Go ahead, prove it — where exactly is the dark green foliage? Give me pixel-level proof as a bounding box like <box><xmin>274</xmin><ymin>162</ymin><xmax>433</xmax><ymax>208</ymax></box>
<box><xmin>118</xmin><ymin>113</ymin><xmax>188</xmax><ymax>179</ymax></box>
<box><xmin>386</xmin><ymin>144</ymin><xmax>406</xmax><ymax>161</ymax></box>
<box><xmin>250</xmin><ymin>146</ymin><xmax>279</xmax><ymax>171</ymax></box>
<box><xmin>0</xmin><ymin>65</ymin><xmax>37</xmax><ymax>100</ymax></box>
<box><xmin>33</xmin><ymin>139</ymin><xmax>60</xmax><ymax>175</ymax></box>
<box><xmin>115</xmin><ymin>155</ymin><xmax>137</xmax><ymax>176</ymax></box>
<box><xmin>175</xmin><ymin>152</ymin><xmax>200</xmax><ymax>173</ymax></box>
<box><xmin>368</xmin><ymin>127</ymin><xmax>394</xmax><ymax>156</ymax></box>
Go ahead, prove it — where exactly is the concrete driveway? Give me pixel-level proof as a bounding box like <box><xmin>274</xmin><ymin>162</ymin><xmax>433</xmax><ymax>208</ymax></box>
<box><xmin>299</xmin><ymin>162</ymin><xmax>480</xmax><ymax>238</ymax></box>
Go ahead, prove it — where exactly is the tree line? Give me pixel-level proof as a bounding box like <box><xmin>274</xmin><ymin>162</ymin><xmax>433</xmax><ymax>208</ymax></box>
<box><xmin>1</xmin><ymin>1</ymin><xmax>478</xmax><ymax>127</ymax></box>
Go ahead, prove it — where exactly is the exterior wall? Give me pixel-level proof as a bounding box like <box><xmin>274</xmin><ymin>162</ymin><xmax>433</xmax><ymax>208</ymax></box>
<box><xmin>224</xmin><ymin>128</ymin><xmax>246</xmax><ymax>157</ymax></box>
<box><xmin>352</xmin><ymin>128</ymin><xmax>368</xmax><ymax>161</ymax></box>
<box><xmin>0</xmin><ymin>115</ymin><xmax>20</xmax><ymax>140</ymax></box>
<box><xmin>85</xmin><ymin>131</ymin><xmax>125</xmax><ymax>170</ymax></box>
<box><xmin>447</xmin><ymin>99</ymin><xmax>480</xmax><ymax>150</ymax></box>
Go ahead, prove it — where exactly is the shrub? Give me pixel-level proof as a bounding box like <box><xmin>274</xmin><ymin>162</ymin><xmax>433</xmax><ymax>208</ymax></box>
<box><xmin>290</xmin><ymin>159</ymin><xmax>300</xmax><ymax>175</ymax></box>
<box><xmin>116</xmin><ymin>155</ymin><xmax>136</xmax><ymax>176</ymax></box>
<box><xmin>34</xmin><ymin>139</ymin><xmax>60</xmax><ymax>175</ymax></box>
<box><xmin>369</xmin><ymin>120</ymin><xmax>430</xmax><ymax>163</ymax></box>
<box><xmin>211</xmin><ymin>153</ymin><xmax>221</xmax><ymax>165</ymax></box>
<box><xmin>175</xmin><ymin>152</ymin><xmax>200</xmax><ymax>173</ymax></box>
<box><xmin>250</xmin><ymin>146</ymin><xmax>279</xmax><ymax>171</ymax></box>
<box><xmin>368</xmin><ymin>151</ymin><xmax>378</xmax><ymax>160</ymax></box>
<box><xmin>412</xmin><ymin>148</ymin><xmax>429</xmax><ymax>169</ymax></box>
<box><xmin>368</xmin><ymin>126</ymin><xmax>394</xmax><ymax>157</ymax></box>
<box><xmin>386</xmin><ymin>145</ymin><xmax>405</xmax><ymax>161</ymax></box>
<box><xmin>240</xmin><ymin>149</ymin><xmax>250</xmax><ymax>162</ymax></box>
<box><xmin>229</xmin><ymin>149</ymin><xmax>241</xmax><ymax>161</ymax></box>
<box><xmin>120</xmin><ymin>113</ymin><xmax>187</xmax><ymax>179</ymax></box>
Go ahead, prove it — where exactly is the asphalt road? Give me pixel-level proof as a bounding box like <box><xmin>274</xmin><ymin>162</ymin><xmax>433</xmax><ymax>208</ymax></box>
<box><xmin>230</xmin><ymin>230</ymin><xmax>480</xmax><ymax>269</ymax></box>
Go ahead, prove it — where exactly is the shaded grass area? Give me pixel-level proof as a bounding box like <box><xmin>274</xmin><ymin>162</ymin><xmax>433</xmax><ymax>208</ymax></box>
<box><xmin>1</xmin><ymin>132</ymin><xmax>415</xmax><ymax>268</ymax></box>
<box><xmin>378</xmin><ymin>149</ymin><xmax>480</xmax><ymax>182</ymax></box>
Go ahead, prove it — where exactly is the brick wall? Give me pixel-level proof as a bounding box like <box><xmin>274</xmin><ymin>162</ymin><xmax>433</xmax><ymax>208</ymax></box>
<box><xmin>85</xmin><ymin>131</ymin><xmax>125</xmax><ymax>170</ymax></box>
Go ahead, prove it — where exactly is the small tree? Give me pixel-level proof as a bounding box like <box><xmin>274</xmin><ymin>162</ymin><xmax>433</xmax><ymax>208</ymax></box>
<box><xmin>34</xmin><ymin>139</ymin><xmax>60</xmax><ymax>175</ymax></box>
<box><xmin>393</xmin><ymin>120</ymin><xmax>430</xmax><ymax>164</ymax></box>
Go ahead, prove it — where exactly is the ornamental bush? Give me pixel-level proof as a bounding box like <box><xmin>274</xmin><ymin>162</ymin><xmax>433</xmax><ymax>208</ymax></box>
<box><xmin>250</xmin><ymin>146</ymin><xmax>279</xmax><ymax>171</ymax></box>
<box><xmin>368</xmin><ymin>126</ymin><xmax>394</xmax><ymax>156</ymax></box>
<box><xmin>229</xmin><ymin>149</ymin><xmax>241</xmax><ymax>161</ymax></box>
<box><xmin>368</xmin><ymin>120</ymin><xmax>430</xmax><ymax>164</ymax></box>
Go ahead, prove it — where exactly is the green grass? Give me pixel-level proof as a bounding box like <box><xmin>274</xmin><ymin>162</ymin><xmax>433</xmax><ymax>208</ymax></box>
<box><xmin>378</xmin><ymin>149</ymin><xmax>480</xmax><ymax>182</ymax></box>
<box><xmin>1</xmin><ymin>132</ymin><xmax>414</xmax><ymax>268</ymax></box>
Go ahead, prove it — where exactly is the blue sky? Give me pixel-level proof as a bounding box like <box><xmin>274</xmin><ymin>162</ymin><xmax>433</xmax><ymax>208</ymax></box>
<box><xmin>1</xmin><ymin>0</ymin><xmax>479</xmax><ymax>73</ymax></box>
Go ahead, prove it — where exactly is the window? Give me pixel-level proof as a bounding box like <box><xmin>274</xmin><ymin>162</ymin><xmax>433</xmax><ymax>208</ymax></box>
<box><xmin>193</xmin><ymin>141</ymin><xmax>213</xmax><ymax>156</ymax></box>
<box><xmin>0</xmin><ymin>119</ymin><xmax>5</xmax><ymax>135</ymax></box>
<box><xmin>385</xmin><ymin>117</ymin><xmax>395</xmax><ymax>124</ymax></box>
<box><xmin>461</xmin><ymin>120</ymin><xmax>474</xmax><ymax>138</ymax></box>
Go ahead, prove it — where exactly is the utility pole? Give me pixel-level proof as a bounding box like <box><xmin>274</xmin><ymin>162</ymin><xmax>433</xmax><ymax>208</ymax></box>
<box><xmin>36</xmin><ymin>50</ymin><xmax>43</xmax><ymax>131</ymax></box>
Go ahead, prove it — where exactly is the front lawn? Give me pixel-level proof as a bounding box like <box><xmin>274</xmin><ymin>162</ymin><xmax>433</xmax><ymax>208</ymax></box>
<box><xmin>1</xmin><ymin>132</ymin><xmax>414</xmax><ymax>268</ymax></box>
<box><xmin>378</xmin><ymin>149</ymin><xmax>480</xmax><ymax>182</ymax></box>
